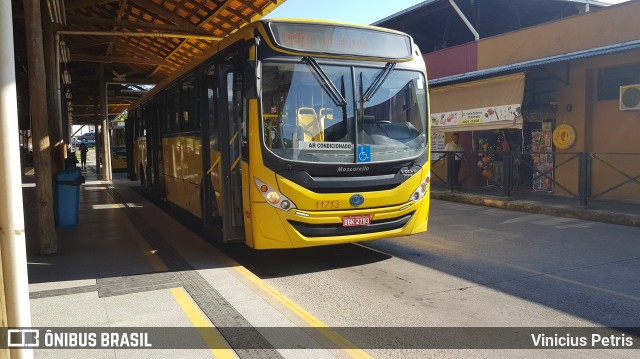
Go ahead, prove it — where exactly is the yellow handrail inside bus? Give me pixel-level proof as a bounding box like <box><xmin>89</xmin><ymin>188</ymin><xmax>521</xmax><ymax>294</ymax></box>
<box><xmin>231</xmin><ymin>156</ymin><xmax>241</xmax><ymax>172</ymax></box>
<box><xmin>206</xmin><ymin>156</ymin><xmax>221</xmax><ymax>175</ymax></box>
<box><xmin>229</xmin><ymin>131</ymin><xmax>239</xmax><ymax>145</ymax></box>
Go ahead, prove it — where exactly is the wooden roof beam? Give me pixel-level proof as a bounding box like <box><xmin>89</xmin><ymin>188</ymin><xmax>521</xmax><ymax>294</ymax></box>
<box><xmin>66</xmin><ymin>0</ymin><xmax>117</xmax><ymax>11</ymax></box>
<box><xmin>58</xmin><ymin>30</ymin><xmax>223</xmax><ymax>41</ymax></box>
<box><xmin>199</xmin><ymin>0</ymin><xmax>233</xmax><ymax>26</ymax></box>
<box><xmin>73</xmin><ymin>113</ymin><xmax>123</xmax><ymax>117</ymax></box>
<box><xmin>68</xmin><ymin>38</ymin><xmax>111</xmax><ymax>51</ymax></box>
<box><xmin>134</xmin><ymin>0</ymin><xmax>194</xmax><ymax>29</ymax></box>
<box><xmin>71</xmin><ymin>77</ymin><xmax>156</xmax><ymax>85</ymax></box>
<box><xmin>65</xmin><ymin>15</ymin><xmax>200</xmax><ymax>33</ymax></box>
<box><xmin>241</xmin><ymin>1</ymin><xmax>266</xmax><ymax>16</ymax></box>
<box><xmin>225</xmin><ymin>7</ymin><xmax>252</xmax><ymax>23</ymax></box>
<box><xmin>72</xmin><ymin>54</ymin><xmax>170</xmax><ymax>66</ymax></box>
<box><xmin>106</xmin><ymin>0</ymin><xmax>131</xmax><ymax>56</ymax></box>
<box><xmin>111</xmin><ymin>38</ymin><xmax>166</xmax><ymax>63</ymax></box>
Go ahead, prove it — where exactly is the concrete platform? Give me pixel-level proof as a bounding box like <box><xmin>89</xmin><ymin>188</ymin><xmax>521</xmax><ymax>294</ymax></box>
<box><xmin>20</xmin><ymin>163</ymin><xmax>640</xmax><ymax>358</ymax></box>
<box><xmin>24</xmin><ymin>169</ymin><xmax>355</xmax><ymax>359</ymax></box>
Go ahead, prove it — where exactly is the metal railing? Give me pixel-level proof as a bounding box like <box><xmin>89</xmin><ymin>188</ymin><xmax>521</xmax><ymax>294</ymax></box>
<box><xmin>431</xmin><ymin>150</ymin><xmax>640</xmax><ymax>207</ymax></box>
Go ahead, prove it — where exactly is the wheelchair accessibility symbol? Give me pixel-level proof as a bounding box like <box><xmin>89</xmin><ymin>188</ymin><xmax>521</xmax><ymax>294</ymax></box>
<box><xmin>357</xmin><ymin>145</ymin><xmax>371</xmax><ymax>163</ymax></box>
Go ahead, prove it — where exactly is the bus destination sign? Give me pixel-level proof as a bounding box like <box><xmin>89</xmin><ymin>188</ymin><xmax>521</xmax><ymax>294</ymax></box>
<box><xmin>268</xmin><ymin>22</ymin><xmax>412</xmax><ymax>59</ymax></box>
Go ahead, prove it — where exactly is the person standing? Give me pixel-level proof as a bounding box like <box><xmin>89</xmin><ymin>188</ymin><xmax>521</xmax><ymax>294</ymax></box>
<box><xmin>78</xmin><ymin>142</ymin><xmax>89</xmax><ymax>170</ymax></box>
<box><xmin>444</xmin><ymin>132</ymin><xmax>464</xmax><ymax>188</ymax></box>
<box><xmin>64</xmin><ymin>148</ymin><xmax>78</xmax><ymax>169</ymax></box>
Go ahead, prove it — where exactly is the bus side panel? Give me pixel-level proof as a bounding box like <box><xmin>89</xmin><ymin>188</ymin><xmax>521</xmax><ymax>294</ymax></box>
<box><xmin>241</xmin><ymin>161</ymin><xmax>253</xmax><ymax>248</ymax></box>
<box><xmin>411</xmin><ymin>192</ymin><xmax>430</xmax><ymax>234</ymax></box>
<box><xmin>112</xmin><ymin>156</ymin><xmax>127</xmax><ymax>170</ymax></box>
<box><xmin>184</xmin><ymin>181</ymin><xmax>201</xmax><ymax>217</ymax></box>
<box><xmin>209</xmin><ymin>149</ymin><xmax>224</xmax><ymax>216</ymax></box>
<box><xmin>411</xmin><ymin>162</ymin><xmax>431</xmax><ymax>234</ymax></box>
<box><xmin>133</xmin><ymin>137</ymin><xmax>146</xmax><ymax>182</ymax></box>
<box><xmin>163</xmin><ymin>136</ymin><xmax>183</xmax><ymax>209</ymax></box>
<box><xmin>183</xmin><ymin>136</ymin><xmax>202</xmax><ymax>218</ymax></box>
<box><xmin>251</xmin><ymin>203</ymin><xmax>294</xmax><ymax>249</ymax></box>
<box><xmin>246</xmin><ymin>101</ymin><xmax>295</xmax><ymax>248</ymax></box>
<box><xmin>160</xmin><ymin>134</ymin><xmax>204</xmax><ymax>218</ymax></box>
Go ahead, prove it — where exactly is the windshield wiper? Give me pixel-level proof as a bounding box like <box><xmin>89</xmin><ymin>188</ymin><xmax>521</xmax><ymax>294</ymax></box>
<box><xmin>303</xmin><ymin>56</ymin><xmax>347</xmax><ymax>107</ymax></box>
<box><xmin>362</xmin><ymin>62</ymin><xmax>396</xmax><ymax>102</ymax></box>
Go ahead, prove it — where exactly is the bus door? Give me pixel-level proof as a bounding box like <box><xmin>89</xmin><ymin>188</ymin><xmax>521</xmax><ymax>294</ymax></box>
<box><xmin>148</xmin><ymin>102</ymin><xmax>165</xmax><ymax>198</ymax></box>
<box><xmin>218</xmin><ymin>65</ymin><xmax>245</xmax><ymax>242</ymax></box>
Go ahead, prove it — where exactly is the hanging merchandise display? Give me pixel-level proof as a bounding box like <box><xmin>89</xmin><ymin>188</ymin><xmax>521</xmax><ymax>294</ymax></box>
<box><xmin>476</xmin><ymin>130</ymin><xmax>510</xmax><ymax>186</ymax></box>
<box><xmin>532</xmin><ymin>121</ymin><xmax>554</xmax><ymax>192</ymax></box>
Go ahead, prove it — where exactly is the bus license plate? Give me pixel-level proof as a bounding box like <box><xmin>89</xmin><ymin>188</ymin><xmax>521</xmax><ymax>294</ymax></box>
<box><xmin>342</xmin><ymin>215</ymin><xmax>371</xmax><ymax>227</ymax></box>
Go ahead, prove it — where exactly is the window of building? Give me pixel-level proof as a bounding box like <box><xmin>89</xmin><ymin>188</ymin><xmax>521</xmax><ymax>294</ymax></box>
<box><xmin>597</xmin><ymin>65</ymin><xmax>640</xmax><ymax>101</ymax></box>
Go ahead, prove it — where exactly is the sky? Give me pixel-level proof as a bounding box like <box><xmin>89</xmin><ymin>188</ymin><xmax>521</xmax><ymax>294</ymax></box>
<box><xmin>264</xmin><ymin>0</ymin><xmax>631</xmax><ymax>25</ymax></box>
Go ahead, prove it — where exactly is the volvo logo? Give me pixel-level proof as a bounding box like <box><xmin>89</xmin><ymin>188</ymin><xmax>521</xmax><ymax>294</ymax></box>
<box><xmin>349</xmin><ymin>194</ymin><xmax>365</xmax><ymax>207</ymax></box>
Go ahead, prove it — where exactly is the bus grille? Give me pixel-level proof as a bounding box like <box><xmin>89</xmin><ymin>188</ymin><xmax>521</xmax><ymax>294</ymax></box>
<box><xmin>288</xmin><ymin>212</ymin><xmax>414</xmax><ymax>238</ymax></box>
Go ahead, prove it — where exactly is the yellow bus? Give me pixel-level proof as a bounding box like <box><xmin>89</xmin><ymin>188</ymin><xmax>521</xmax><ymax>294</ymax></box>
<box><xmin>127</xmin><ymin>19</ymin><xmax>431</xmax><ymax>249</ymax></box>
<box><xmin>110</xmin><ymin>118</ymin><xmax>127</xmax><ymax>171</ymax></box>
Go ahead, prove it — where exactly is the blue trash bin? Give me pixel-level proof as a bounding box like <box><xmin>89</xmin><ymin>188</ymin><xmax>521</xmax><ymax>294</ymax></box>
<box><xmin>54</xmin><ymin>168</ymin><xmax>85</xmax><ymax>228</ymax></box>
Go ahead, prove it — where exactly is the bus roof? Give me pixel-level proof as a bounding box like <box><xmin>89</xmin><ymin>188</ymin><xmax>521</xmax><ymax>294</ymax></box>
<box><xmin>131</xmin><ymin>19</ymin><xmax>414</xmax><ymax>109</ymax></box>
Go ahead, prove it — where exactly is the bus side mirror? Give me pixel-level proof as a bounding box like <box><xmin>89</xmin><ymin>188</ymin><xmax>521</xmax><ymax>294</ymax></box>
<box><xmin>243</xmin><ymin>60</ymin><xmax>261</xmax><ymax>99</ymax></box>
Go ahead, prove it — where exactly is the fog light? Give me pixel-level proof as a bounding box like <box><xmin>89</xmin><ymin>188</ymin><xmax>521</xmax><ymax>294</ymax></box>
<box><xmin>266</xmin><ymin>192</ymin><xmax>280</xmax><ymax>204</ymax></box>
<box><xmin>280</xmin><ymin>200</ymin><xmax>290</xmax><ymax>210</ymax></box>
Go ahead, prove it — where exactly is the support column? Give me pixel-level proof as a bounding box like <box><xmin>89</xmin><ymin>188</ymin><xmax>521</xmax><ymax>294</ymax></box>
<box><xmin>94</xmin><ymin>87</ymin><xmax>101</xmax><ymax>176</ymax></box>
<box><xmin>99</xmin><ymin>67</ymin><xmax>112</xmax><ymax>180</ymax></box>
<box><xmin>43</xmin><ymin>11</ymin><xmax>64</xmax><ymax>173</ymax></box>
<box><xmin>24</xmin><ymin>0</ymin><xmax>58</xmax><ymax>254</ymax></box>
<box><xmin>1</xmin><ymin>1</ymin><xmax>35</xmax><ymax>359</ymax></box>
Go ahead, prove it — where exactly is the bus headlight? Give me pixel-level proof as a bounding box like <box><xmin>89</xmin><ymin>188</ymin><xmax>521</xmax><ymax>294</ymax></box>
<box><xmin>410</xmin><ymin>174</ymin><xmax>430</xmax><ymax>202</ymax></box>
<box><xmin>266</xmin><ymin>191</ymin><xmax>280</xmax><ymax>204</ymax></box>
<box><xmin>254</xmin><ymin>177</ymin><xmax>296</xmax><ymax>211</ymax></box>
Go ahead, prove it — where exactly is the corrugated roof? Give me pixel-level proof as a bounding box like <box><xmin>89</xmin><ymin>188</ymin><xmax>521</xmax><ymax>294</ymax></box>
<box><xmin>372</xmin><ymin>0</ymin><xmax>612</xmax><ymax>26</ymax></box>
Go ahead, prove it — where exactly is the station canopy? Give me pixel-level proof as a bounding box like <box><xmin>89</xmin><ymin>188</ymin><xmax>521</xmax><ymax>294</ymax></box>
<box><xmin>12</xmin><ymin>0</ymin><xmax>284</xmax><ymax>123</ymax></box>
<box><xmin>430</xmin><ymin>73</ymin><xmax>525</xmax><ymax>132</ymax></box>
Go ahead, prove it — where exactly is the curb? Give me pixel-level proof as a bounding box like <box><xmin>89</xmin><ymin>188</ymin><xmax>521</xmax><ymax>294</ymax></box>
<box><xmin>431</xmin><ymin>191</ymin><xmax>640</xmax><ymax>228</ymax></box>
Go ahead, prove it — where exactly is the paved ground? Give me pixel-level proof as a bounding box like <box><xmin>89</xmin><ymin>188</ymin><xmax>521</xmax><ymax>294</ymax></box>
<box><xmin>20</xmin><ymin>168</ymin><xmax>640</xmax><ymax>358</ymax></box>
<box><xmin>220</xmin><ymin>199</ymin><xmax>640</xmax><ymax>358</ymax></box>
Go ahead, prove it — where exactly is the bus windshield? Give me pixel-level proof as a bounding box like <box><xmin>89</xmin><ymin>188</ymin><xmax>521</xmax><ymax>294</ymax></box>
<box><xmin>261</xmin><ymin>61</ymin><xmax>428</xmax><ymax>164</ymax></box>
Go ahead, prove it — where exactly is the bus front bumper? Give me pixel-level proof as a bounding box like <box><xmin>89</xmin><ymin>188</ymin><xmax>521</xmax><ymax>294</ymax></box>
<box><xmin>251</xmin><ymin>195</ymin><xmax>429</xmax><ymax>249</ymax></box>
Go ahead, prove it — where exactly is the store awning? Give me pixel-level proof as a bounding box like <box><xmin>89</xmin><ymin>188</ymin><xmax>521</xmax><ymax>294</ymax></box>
<box><xmin>430</xmin><ymin>72</ymin><xmax>525</xmax><ymax>132</ymax></box>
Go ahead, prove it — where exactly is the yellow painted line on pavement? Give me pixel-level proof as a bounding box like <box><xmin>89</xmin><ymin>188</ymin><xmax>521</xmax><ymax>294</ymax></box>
<box><xmin>107</xmin><ymin>183</ymin><xmax>369</xmax><ymax>357</ymax></box>
<box><xmin>207</xmin><ymin>249</ymin><xmax>373</xmax><ymax>359</ymax></box>
<box><xmin>170</xmin><ymin>287</ymin><xmax>237</xmax><ymax>359</ymax></box>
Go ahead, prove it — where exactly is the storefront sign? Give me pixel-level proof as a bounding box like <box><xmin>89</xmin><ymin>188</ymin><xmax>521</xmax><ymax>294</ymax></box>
<box><xmin>431</xmin><ymin>104</ymin><xmax>521</xmax><ymax>129</ymax></box>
